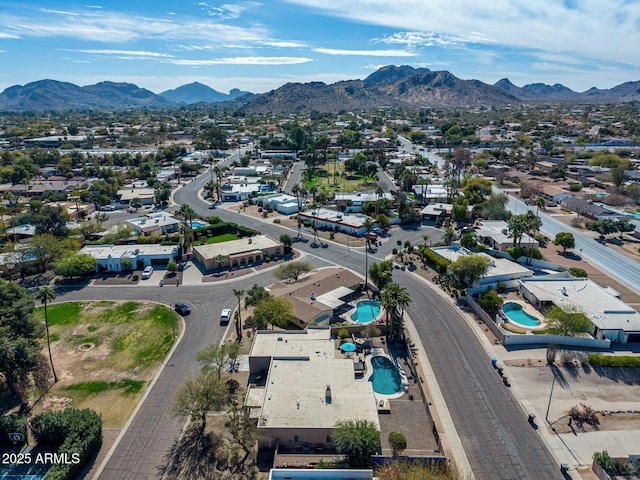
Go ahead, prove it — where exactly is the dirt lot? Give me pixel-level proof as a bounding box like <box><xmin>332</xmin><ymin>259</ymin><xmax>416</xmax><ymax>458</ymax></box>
<box><xmin>506</xmin><ymin>362</ymin><xmax>640</xmax><ymax>435</ymax></box>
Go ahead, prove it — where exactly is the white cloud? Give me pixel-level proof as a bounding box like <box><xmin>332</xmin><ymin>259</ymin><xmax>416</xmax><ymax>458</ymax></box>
<box><xmin>198</xmin><ymin>1</ymin><xmax>262</xmax><ymax>20</ymax></box>
<box><xmin>284</xmin><ymin>0</ymin><xmax>639</xmax><ymax>67</ymax></box>
<box><xmin>313</xmin><ymin>48</ymin><xmax>416</xmax><ymax>57</ymax></box>
<box><xmin>69</xmin><ymin>49</ymin><xmax>175</xmax><ymax>59</ymax></box>
<box><xmin>0</xmin><ymin>7</ymin><xmax>280</xmax><ymax>47</ymax></box>
<box><xmin>168</xmin><ymin>56</ymin><xmax>313</xmax><ymax>66</ymax></box>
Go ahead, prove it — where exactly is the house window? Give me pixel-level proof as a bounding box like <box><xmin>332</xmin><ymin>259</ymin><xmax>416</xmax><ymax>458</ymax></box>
<box><xmin>294</xmin><ymin>435</ymin><xmax>304</xmax><ymax>443</ymax></box>
<box><xmin>326</xmin><ymin>435</ymin><xmax>333</xmax><ymax>443</ymax></box>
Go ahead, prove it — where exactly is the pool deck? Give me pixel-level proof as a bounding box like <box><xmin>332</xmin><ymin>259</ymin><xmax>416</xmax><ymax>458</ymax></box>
<box><xmin>503</xmin><ymin>299</ymin><xmax>547</xmax><ymax>331</ymax></box>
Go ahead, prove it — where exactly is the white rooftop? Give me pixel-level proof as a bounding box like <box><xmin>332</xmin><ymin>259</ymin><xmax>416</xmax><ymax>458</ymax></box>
<box><xmin>248</xmin><ymin>329</ymin><xmax>379</xmax><ymax>430</ymax></box>
<box><xmin>520</xmin><ymin>278</ymin><xmax>640</xmax><ymax>331</ymax></box>
<box><xmin>80</xmin><ymin>243</ymin><xmax>179</xmax><ymax>259</ymax></box>
<box><xmin>432</xmin><ymin>247</ymin><xmax>532</xmax><ymax>282</ymax></box>
<box><xmin>476</xmin><ymin>220</ymin><xmax>538</xmax><ymax>247</ymax></box>
<box><xmin>193</xmin><ymin>234</ymin><xmax>280</xmax><ymax>259</ymax></box>
<box><xmin>334</xmin><ymin>192</ymin><xmax>393</xmax><ymax>203</ymax></box>
<box><xmin>299</xmin><ymin>208</ymin><xmax>372</xmax><ymax>228</ymax></box>
<box><xmin>127</xmin><ymin>213</ymin><xmax>180</xmax><ymax>231</ymax></box>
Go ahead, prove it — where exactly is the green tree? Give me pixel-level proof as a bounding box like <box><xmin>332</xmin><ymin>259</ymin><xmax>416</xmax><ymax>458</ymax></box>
<box><xmin>279</xmin><ymin>234</ymin><xmax>294</xmax><ymax>251</ymax></box>
<box><xmin>369</xmin><ymin>260</ymin><xmax>393</xmax><ymax>291</ymax></box>
<box><xmin>553</xmin><ymin>232</ymin><xmax>575</xmax><ymax>252</ymax></box>
<box><xmin>442</xmin><ymin>228</ymin><xmax>456</xmax><ymax>246</ymax></box>
<box><xmin>481</xmin><ymin>193</ymin><xmax>510</xmax><ymax>220</ymax></box>
<box><xmin>28</xmin><ymin>234</ymin><xmax>79</xmax><ymax>272</ymax></box>
<box><xmin>252</xmin><ymin>296</ymin><xmax>294</xmax><ymax>330</ymax></box>
<box><xmin>167</xmin><ymin>259</ymin><xmax>178</xmax><ymax>273</ymax></box>
<box><xmin>228</xmin><ymin>405</ymin><xmax>261</xmax><ymax>468</ymax></box>
<box><xmin>593</xmin><ymin>451</ymin><xmax>616</xmax><ymax>476</ymax></box>
<box><xmin>37</xmin><ymin>286</ymin><xmax>57</xmax><ymax>383</ymax></box>
<box><xmin>179</xmin><ymin>203</ymin><xmax>196</xmax><ymax>253</ymax></box>
<box><xmin>388</xmin><ymin>431</ymin><xmax>407</xmax><ymax>457</ymax></box>
<box><xmin>244</xmin><ymin>284</ymin><xmax>270</xmax><ymax>308</ymax></box>
<box><xmin>449</xmin><ymin>254</ymin><xmax>491</xmax><ymax>286</ymax></box>
<box><xmin>477</xmin><ymin>290</ymin><xmax>504</xmax><ymax>319</ymax></box>
<box><xmin>53</xmin><ymin>253</ymin><xmax>96</xmax><ymax>278</ymax></box>
<box><xmin>334</xmin><ymin>419</ymin><xmax>381</xmax><ymax>467</ymax></box>
<box><xmin>170</xmin><ymin>370</ymin><xmax>229</xmax><ymax>436</ymax></box>
<box><xmin>33</xmin><ymin>205</ymin><xmax>70</xmax><ymax>238</ymax></box>
<box><xmin>233</xmin><ymin>289</ymin><xmax>245</xmax><ymax>341</ymax></box>
<box><xmin>0</xmin><ymin>280</ymin><xmax>43</xmax><ymax>403</ymax></box>
<box><xmin>460</xmin><ymin>232</ymin><xmax>477</xmax><ymax>250</ymax></box>
<box><xmin>274</xmin><ymin>261</ymin><xmax>313</xmax><ymax>282</ymax></box>
<box><xmin>545</xmin><ymin>304</ymin><xmax>593</xmax><ymax>337</ymax></box>
<box><xmin>196</xmin><ymin>343</ymin><xmax>241</xmax><ymax>379</ymax></box>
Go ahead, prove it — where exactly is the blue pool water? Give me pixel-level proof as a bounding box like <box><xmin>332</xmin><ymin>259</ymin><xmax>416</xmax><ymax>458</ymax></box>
<box><xmin>191</xmin><ymin>221</ymin><xmax>207</xmax><ymax>229</ymax></box>
<box><xmin>502</xmin><ymin>302</ymin><xmax>541</xmax><ymax>327</ymax></box>
<box><xmin>596</xmin><ymin>192</ymin><xmax>609</xmax><ymax>198</ymax></box>
<box><xmin>350</xmin><ymin>300</ymin><xmax>380</xmax><ymax>323</ymax></box>
<box><xmin>369</xmin><ymin>356</ymin><xmax>403</xmax><ymax>395</ymax></box>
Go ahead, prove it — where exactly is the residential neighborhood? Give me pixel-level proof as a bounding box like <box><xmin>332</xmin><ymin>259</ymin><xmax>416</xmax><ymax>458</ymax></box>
<box><xmin>1</xmin><ymin>100</ymin><xmax>639</xmax><ymax>480</ymax></box>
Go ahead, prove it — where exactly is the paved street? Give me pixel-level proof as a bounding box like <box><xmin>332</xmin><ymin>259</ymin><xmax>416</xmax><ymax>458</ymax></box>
<box><xmin>502</xmin><ymin>191</ymin><xmax>640</xmax><ymax>294</ymax></box>
<box><xmin>172</xmin><ymin>176</ymin><xmax>563</xmax><ymax>479</ymax></box>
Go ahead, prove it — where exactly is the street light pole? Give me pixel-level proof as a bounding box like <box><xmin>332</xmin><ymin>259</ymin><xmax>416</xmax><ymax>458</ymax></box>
<box><xmin>158</xmin><ymin>294</ymin><xmax>176</xmax><ymax>340</ymax></box>
<box><xmin>545</xmin><ymin>374</ymin><xmax>556</xmax><ymax>424</ymax></box>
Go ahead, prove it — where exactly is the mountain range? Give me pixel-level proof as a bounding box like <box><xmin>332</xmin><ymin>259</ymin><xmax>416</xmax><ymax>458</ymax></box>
<box><xmin>0</xmin><ymin>66</ymin><xmax>637</xmax><ymax>112</ymax></box>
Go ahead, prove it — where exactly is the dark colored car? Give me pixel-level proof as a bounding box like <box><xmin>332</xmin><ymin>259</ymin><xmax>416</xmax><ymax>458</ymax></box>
<box><xmin>175</xmin><ymin>302</ymin><xmax>191</xmax><ymax>315</ymax></box>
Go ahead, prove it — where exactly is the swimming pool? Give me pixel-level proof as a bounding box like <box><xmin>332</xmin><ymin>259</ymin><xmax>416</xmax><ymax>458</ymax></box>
<box><xmin>502</xmin><ymin>302</ymin><xmax>541</xmax><ymax>327</ymax></box>
<box><xmin>350</xmin><ymin>300</ymin><xmax>380</xmax><ymax>324</ymax></box>
<box><xmin>191</xmin><ymin>221</ymin><xmax>207</xmax><ymax>229</ymax></box>
<box><xmin>369</xmin><ymin>356</ymin><xmax>403</xmax><ymax>395</ymax></box>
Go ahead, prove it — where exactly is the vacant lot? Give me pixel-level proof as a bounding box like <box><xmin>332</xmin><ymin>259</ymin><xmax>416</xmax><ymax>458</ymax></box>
<box><xmin>32</xmin><ymin>300</ymin><xmax>180</xmax><ymax>427</ymax></box>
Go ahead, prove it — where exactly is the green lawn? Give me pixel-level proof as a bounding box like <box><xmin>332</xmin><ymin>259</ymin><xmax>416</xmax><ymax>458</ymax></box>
<box><xmin>205</xmin><ymin>233</ymin><xmax>241</xmax><ymax>244</ymax></box>
<box><xmin>33</xmin><ymin>301</ymin><xmax>180</xmax><ymax>427</ymax></box>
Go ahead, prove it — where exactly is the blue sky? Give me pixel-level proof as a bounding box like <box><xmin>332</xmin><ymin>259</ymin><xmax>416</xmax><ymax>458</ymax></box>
<box><xmin>0</xmin><ymin>1</ymin><xmax>638</xmax><ymax>95</ymax></box>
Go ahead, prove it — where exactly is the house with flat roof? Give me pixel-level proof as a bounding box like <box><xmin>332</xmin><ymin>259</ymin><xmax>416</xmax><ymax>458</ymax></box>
<box><xmin>475</xmin><ymin>220</ymin><xmax>539</xmax><ymax>252</ymax></box>
<box><xmin>431</xmin><ymin>246</ymin><xmax>533</xmax><ymax>286</ymax></box>
<box><xmin>519</xmin><ymin>277</ymin><xmax>640</xmax><ymax>343</ymax></box>
<box><xmin>256</xmin><ymin>193</ymin><xmax>305</xmax><ymax>215</ymax></box>
<box><xmin>116</xmin><ymin>187</ymin><xmax>156</xmax><ymax>205</ymax></box>
<box><xmin>413</xmin><ymin>184</ymin><xmax>448</xmax><ymax>204</ymax></box>
<box><xmin>245</xmin><ymin>328</ymin><xmax>380</xmax><ymax>451</ymax></box>
<box><xmin>220</xmin><ymin>182</ymin><xmax>261</xmax><ymax>202</ymax></box>
<box><xmin>334</xmin><ymin>192</ymin><xmax>393</xmax><ymax>213</ymax></box>
<box><xmin>127</xmin><ymin>213</ymin><xmax>180</xmax><ymax>236</ymax></box>
<box><xmin>79</xmin><ymin>244</ymin><xmax>180</xmax><ymax>272</ymax></box>
<box><xmin>192</xmin><ymin>234</ymin><xmax>282</xmax><ymax>271</ymax></box>
<box><xmin>298</xmin><ymin>208</ymin><xmax>372</xmax><ymax>236</ymax></box>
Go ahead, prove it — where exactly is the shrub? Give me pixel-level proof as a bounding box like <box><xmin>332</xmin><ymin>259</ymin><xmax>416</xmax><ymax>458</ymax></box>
<box><xmin>30</xmin><ymin>407</ymin><xmax>103</xmax><ymax>480</ymax></box>
<box><xmin>588</xmin><ymin>354</ymin><xmax>640</xmax><ymax>367</ymax></box>
<box><xmin>569</xmin><ymin>267</ymin><xmax>588</xmax><ymax>278</ymax></box>
<box><xmin>338</xmin><ymin>328</ymin><xmax>349</xmax><ymax>340</ymax></box>
<box><xmin>507</xmin><ymin>246</ymin><xmax>525</xmax><ymax>260</ymax></box>
<box><xmin>0</xmin><ymin>414</ymin><xmax>27</xmax><ymax>446</ymax></box>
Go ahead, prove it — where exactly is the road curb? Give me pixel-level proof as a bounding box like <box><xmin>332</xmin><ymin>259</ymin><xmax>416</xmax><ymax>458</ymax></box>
<box><xmin>91</xmin><ymin>305</ymin><xmax>187</xmax><ymax>480</ymax></box>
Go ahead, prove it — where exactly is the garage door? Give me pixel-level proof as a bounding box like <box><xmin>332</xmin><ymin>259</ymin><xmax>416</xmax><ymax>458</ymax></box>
<box><xmin>627</xmin><ymin>333</ymin><xmax>640</xmax><ymax>343</ymax></box>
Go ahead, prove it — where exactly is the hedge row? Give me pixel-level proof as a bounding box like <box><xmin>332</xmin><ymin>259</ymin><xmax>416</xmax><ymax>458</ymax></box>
<box><xmin>30</xmin><ymin>408</ymin><xmax>103</xmax><ymax>480</ymax></box>
<box><xmin>420</xmin><ymin>248</ymin><xmax>451</xmax><ymax>273</ymax></box>
<box><xmin>587</xmin><ymin>354</ymin><xmax>640</xmax><ymax>368</ymax></box>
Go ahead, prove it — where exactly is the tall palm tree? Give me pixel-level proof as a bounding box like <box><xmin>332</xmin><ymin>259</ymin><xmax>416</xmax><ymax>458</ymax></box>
<box><xmin>362</xmin><ymin>217</ymin><xmax>374</xmax><ymax>289</ymax></box>
<box><xmin>38</xmin><ymin>286</ymin><xmax>58</xmax><ymax>383</ymax></box>
<box><xmin>380</xmin><ymin>282</ymin><xmax>411</xmax><ymax>339</ymax></box>
<box><xmin>291</xmin><ymin>183</ymin><xmax>302</xmax><ymax>239</ymax></box>
<box><xmin>233</xmin><ymin>289</ymin><xmax>245</xmax><ymax>341</ymax></box>
<box><xmin>179</xmin><ymin>203</ymin><xmax>196</xmax><ymax>253</ymax></box>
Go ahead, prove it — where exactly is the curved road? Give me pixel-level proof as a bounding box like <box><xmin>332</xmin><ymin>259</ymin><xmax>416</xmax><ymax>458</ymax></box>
<box><xmin>172</xmin><ymin>175</ymin><xmax>562</xmax><ymax>479</ymax></box>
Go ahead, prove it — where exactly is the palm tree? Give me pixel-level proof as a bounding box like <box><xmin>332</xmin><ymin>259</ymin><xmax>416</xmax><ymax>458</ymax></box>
<box><xmin>380</xmin><ymin>282</ymin><xmax>411</xmax><ymax>339</ymax></box>
<box><xmin>38</xmin><ymin>286</ymin><xmax>58</xmax><ymax>383</ymax></box>
<box><xmin>179</xmin><ymin>203</ymin><xmax>196</xmax><ymax>253</ymax></box>
<box><xmin>362</xmin><ymin>217</ymin><xmax>375</xmax><ymax>289</ymax></box>
<box><xmin>291</xmin><ymin>183</ymin><xmax>302</xmax><ymax>239</ymax></box>
<box><xmin>233</xmin><ymin>289</ymin><xmax>245</xmax><ymax>341</ymax></box>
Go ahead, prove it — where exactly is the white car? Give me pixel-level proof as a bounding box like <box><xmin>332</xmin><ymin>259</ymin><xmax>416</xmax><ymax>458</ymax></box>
<box><xmin>141</xmin><ymin>266</ymin><xmax>154</xmax><ymax>279</ymax></box>
<box><xmin>220</xmin><ymin>308</ymin><xmax>232</xmax><ymax>325</ymax></box>
<box><xmin>99</xmin><ymin>205</ymin><xmax>116</xmax><ymax>211</ymax></box>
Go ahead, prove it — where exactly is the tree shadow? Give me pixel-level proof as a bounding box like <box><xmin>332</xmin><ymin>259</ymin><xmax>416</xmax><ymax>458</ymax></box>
<box><xmin>159</xmin><ymin>424</ymin><xmax>217</xmax><ymax>480</ymax></box>
<box><xmin>590</xmin><ymin>366</ymin><xmax>640</xmax><ymax>385</ymax></box>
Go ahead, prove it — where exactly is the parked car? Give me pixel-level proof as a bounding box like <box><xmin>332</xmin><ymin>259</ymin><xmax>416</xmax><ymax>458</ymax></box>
<box><xmin>220</xmin><ymin>308</ymin><xmax>232</xmax><ymax>325</ymax></box>
<box><xmin>174</xmin><ymin>302</ymin><xmax>191</xmax><ymax>315</ymax></box>
<box><xmin>141</xmin><ymin>266</ymin><xmax>154</xmax><ymax>279</ymax></box>
<box><xmin>99</xmin><ymin>205</ymin><xmax>116</xmax><ymax>211</ymax></box>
